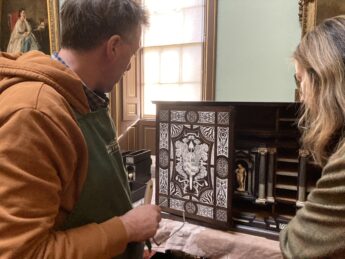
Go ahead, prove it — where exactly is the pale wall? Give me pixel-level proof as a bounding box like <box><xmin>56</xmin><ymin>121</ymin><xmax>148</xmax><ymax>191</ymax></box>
<box><xmin>215</xmin><ymin>0</ymin><xmax>301</xmax><ymax>102</ymax></box>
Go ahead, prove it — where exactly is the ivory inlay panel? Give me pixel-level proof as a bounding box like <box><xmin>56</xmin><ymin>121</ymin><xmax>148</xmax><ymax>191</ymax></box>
<box><xmin>156</xmin><ymin>103</ymin><xmax>234</xmax><ymax>228</ymax></box>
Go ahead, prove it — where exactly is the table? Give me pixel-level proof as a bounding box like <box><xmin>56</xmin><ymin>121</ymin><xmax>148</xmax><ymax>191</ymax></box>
<box><xmin>134</xmin><ymin>173</ymin><xmax>282</xmax><ymax>259</ymax></box>
<box><xmin>150</xmin><ymin>217</ymin><xmax>282</xmax><ymax>259</ymax></box>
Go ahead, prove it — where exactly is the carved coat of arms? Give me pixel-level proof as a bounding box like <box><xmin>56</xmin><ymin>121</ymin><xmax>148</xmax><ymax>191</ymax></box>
<box><xmin>174</xmin><ymin>134</ymin><xmax>210</xmax><ymax>197</ymax></box>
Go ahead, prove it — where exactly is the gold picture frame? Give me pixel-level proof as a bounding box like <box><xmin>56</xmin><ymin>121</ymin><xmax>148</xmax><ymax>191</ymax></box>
<box><xmin>0</xmin><ymin>0</ymin><xmax>60</xmax><ymax>54</ymax></box>
<box><xmin>299</xmin><ymin>0</ymin><xmax>345</xmax><ymax>36</ymax></box>
<box><xmin>47</xmin><ymin>0</ymin><xmax>60</xmax><ymax>53</ymax></box>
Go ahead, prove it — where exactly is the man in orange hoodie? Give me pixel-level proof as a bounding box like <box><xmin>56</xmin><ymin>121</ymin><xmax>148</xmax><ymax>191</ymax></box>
<box><xmin>0</xmin><ymin>0</ymin><xmax>161</xmax><ymax>258</ymax></box>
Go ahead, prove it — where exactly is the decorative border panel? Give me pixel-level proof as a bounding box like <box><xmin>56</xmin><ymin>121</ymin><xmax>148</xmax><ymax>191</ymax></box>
<box><xmin>156</xmin><ymin>103</ymin><xmax>234</xmax><ymax>228</ymax></box>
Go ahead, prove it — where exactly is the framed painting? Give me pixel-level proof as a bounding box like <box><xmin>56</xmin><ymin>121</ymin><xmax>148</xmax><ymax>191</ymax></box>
<box><xmin>155</xmin><ymin>101</ymin><xmax>234</xmax><ymax>229</ymax></box>
<box><xmin>299</xmin><ymin>0</ymin><xmax>345</xmax><ymax>36</ymax></box>
<box><xmin>0</xmin><ymin>0</ymin><xmax>59</xmax><ymax>54</ymax></box>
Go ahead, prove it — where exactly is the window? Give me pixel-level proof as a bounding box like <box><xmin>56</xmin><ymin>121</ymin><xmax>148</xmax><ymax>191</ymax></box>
<box><xmin>114</xmin><ymin>0</ymin><xmax>216</xmax><ymax>128</ymax></box>
<box><xmin>141</xmin><ymin>0</ymin><xmax>205</xmax><ymax>115</ymax></box>
<box><xmin>112</xmin><ymin>0</ymin><xmax>216</xmax><ymax>150</ymax></box>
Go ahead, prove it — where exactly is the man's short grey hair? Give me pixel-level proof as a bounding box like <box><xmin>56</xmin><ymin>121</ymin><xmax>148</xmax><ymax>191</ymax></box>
<box><xmin>60</xmin><ymin>0</ymin><xmax>148</xmax><ymax>50</ymax></box>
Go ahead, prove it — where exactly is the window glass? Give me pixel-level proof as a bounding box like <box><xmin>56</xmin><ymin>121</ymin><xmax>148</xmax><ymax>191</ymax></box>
<box><xmin>142</xmin><ymin>0</ymin><xmax>205</xmax><ymax>115</ymax></box>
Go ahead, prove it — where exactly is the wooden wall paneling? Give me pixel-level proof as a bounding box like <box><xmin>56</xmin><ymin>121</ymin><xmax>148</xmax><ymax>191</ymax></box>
<box><xmin>122</xmin><ymin>55</ymin><xmax>140</xmax><ymax>121</ymax></box>
<box><xmin>118</xmin><ymin>125</ymin><xmax>138</xmax><ymax>152</ymax></box>
<box><xmin>127</xmin><ymin>126</ymin><xmax>137</xmax><ymax>151</ymax></box>
<box><xmin>111</xmin><ymin>54</ymin><xmax>141</xmax><ymax>152</ymax></box>
<box><xmin>138</xmin><ymin>119</ymin><xmax>156</xmax><ymax>154</ymax></box>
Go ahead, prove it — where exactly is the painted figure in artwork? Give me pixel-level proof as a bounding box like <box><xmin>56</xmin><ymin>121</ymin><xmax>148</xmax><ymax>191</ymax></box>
<box><xmin>33</xmin><ymin>18</ymin><xmax>49</xmax><ymax>53</ymax></box>
<box><xmin>7</xmin><ymin>9</ymin><xmax>39</xmax><ymax>53</ymax></box>
<box><xmin>235</xmin><ymin>163</ymin><xmax>246</xmax><ymax>191</ymax></box>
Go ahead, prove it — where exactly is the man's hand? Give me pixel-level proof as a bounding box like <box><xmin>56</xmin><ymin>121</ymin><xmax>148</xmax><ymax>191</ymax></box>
<box><xmin>119</xmin><ymin>204</ymin><xmax>161</xmax><ymax>242</ymax></box>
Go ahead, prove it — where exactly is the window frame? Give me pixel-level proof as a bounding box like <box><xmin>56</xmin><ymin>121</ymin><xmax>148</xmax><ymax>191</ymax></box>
<box><xmin>140</xmin><ymin>0</ymin><xmax>217</xmax><ymax>119</ymax></box>
<box><xmin>110</xmin><ymin>0</ymin><xmax>217</xmax><ymax>140</ymax></box>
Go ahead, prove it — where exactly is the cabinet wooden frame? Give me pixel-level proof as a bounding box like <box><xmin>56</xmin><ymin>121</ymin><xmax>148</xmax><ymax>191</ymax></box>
<box><xmin>155</xmin><ymin>102</ymin><xmax>235</xmax><ymax>229</ymax></box>
<box><xmin>155</xmin><ymin>101</ymin><xmax>322</xmax><ymax>239</ymax></box>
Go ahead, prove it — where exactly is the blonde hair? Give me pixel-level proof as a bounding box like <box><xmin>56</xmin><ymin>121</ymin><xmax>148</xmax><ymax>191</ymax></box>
<box><xmin>294</xmin><ymin>15</ymin><xmax>345</xmax><ymax>166</ymax></box>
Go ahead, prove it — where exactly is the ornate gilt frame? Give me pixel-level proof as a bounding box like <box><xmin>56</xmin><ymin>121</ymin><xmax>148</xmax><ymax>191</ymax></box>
<box><xmin>299</xmin><ymin>0</ymin><xmax>317</xmax><ymax>36</ymax></box>
<box><xmin>299</xmin><ymin>0</ymin><xmax>345</xmax><ymax>37</ymax></box>
<box><xmin>0</xmin><ymin>0</ymin><xmax>59</xmax><ymax>54</ymax></box>
<box><xmin>47</xmin><ymin>0</ymin><xmax>60</xmax><ymax>53</ymax></box>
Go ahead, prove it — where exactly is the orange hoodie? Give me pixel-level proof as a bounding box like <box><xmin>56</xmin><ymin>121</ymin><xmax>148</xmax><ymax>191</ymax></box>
<box><xmin>0</xmin><ymin>51</ymin><xmax>128</xmax><ymax>258</ymax></box>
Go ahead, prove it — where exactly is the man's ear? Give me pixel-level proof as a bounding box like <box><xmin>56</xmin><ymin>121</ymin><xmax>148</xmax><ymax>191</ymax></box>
<box><xmin>106</xmin><ymin>35</ymin><xmax>121</xmax><ymax>59</ymax></box>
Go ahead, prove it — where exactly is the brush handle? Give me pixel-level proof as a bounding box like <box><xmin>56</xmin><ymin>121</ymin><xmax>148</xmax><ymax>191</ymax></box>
<box><xmin>144</xmin><ymin>179</ymin><xmax>153</xmax><ymax>205</ymax></box>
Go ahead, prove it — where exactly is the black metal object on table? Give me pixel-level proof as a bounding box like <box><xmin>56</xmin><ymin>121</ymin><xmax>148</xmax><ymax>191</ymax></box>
<box><xmin>122</xmin><ymin>149</ymin><xmax>152</xmax><ymax>202</ymax></box>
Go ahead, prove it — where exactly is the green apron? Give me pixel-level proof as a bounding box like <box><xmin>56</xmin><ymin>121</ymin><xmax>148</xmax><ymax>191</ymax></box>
<box><xmin>61</xmin><ymin>107</ymin><xmax>143</xmax><ymax>259</ymax></box>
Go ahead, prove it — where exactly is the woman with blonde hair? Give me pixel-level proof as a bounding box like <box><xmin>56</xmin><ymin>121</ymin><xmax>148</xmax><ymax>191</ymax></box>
<box><xmin>280</xmin><ymin>15</ymin><xmax>345</xmax><ymax>258</ymax></box>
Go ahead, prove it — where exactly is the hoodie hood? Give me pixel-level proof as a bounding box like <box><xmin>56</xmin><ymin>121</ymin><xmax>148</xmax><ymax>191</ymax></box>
<box><xmin>0</xmin><ymin>51</ymin><xmax>89</xmax><ymax>114</ymax></box>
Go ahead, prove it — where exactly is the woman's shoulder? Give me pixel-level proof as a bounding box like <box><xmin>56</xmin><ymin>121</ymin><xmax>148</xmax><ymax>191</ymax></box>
<box><xmin>328</xmin><ymin>140</ymin><xmax>345</xmax><ymax>163</ymax></box>
<box><xmin>318</xmin><ymin>141</ymin><xmax>345</xmax><ymax>182</ymax></box>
